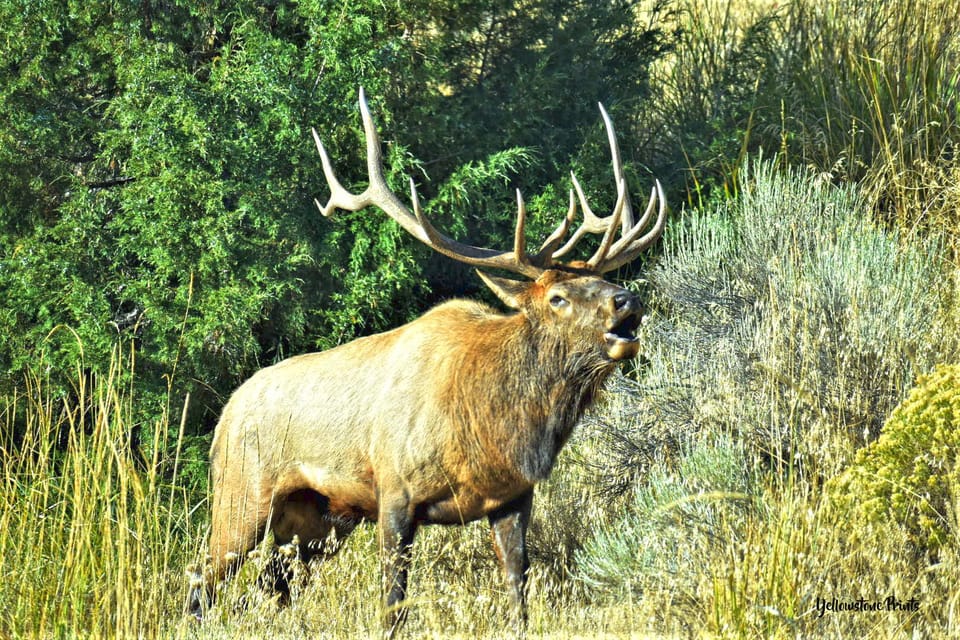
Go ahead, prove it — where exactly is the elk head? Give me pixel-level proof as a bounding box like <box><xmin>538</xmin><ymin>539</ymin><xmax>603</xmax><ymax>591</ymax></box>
<box><xmin>312</xmin><ymin>89</ymin><xmax>667</xmax><ymax>363</ymax></box>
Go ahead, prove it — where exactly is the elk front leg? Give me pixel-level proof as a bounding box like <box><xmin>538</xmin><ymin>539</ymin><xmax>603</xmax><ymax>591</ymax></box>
<box><xmin>378</xmin><ymin>494</ymin><xmax>417</xmax><ymax>637</ymax></box>
<box><xmin>488</xmin><ymin>489</ymin><xmax>533</xmax><ymax>631</ymax></box>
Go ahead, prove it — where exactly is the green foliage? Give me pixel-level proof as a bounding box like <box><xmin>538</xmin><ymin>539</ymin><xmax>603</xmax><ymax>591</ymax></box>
<box><xmin>828</xmin><ymin>364</ymin><xmax>960</xmax><ymax>555</ymax></box>
<box><xmin>0</xmin><ymin>2</ymin><xmax>671</xmax><ymax>482</ymax></box>
<box><xmin>0</xmin><ymin>1</ymin><xmax>431</xmax><ymax>461</ymax></box>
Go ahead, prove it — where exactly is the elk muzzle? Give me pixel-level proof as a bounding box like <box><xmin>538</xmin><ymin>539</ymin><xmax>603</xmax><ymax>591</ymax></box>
<box><xmin>603</xmin><ymin>290</ymin><xmax>643</xmax><ymax>360</ymax></box>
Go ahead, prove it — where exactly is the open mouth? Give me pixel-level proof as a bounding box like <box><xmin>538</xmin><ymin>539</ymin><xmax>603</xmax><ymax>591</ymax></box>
<box><xmin>603</xmin><ymin>313</ymin><xmax>642</xmax><ymax>360</ymax></box>
<box><xmin>604</xmin><ymin>313</ymin><xmax>641</xmax><ymax>344</ymax></box>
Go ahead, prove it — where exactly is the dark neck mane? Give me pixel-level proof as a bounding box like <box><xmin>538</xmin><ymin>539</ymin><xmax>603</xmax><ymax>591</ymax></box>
<box><xmin>452</xmin><ymin>311</ymin><xmax>617</xmax><ymax>483</ymax></box>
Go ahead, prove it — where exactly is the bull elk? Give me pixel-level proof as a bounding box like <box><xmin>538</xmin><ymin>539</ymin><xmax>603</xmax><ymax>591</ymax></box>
<box><xmin>187</xmin><ymin>89</ymin><xmax>667</xmax><ymax>635</ymax></box>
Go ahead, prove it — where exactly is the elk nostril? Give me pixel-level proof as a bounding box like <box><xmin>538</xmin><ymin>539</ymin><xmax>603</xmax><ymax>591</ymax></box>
<box><xmin>613</xmin><ymin>293</ymin><xmax>631</xmax><ymax>311</ymax></box>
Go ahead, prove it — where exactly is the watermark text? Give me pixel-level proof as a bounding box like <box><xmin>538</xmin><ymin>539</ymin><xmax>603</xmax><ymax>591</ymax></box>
<box><xmin>815</xmin><ymin>595</ymin><xmax>920</xmax><ymax>618</ymax></box>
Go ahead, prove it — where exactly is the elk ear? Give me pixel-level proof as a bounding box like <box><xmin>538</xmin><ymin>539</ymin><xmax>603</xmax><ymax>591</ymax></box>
<box><xmin>477</xmin><ymin>270</ymin><xmax>528</xmax><ymax>310</ymax></box>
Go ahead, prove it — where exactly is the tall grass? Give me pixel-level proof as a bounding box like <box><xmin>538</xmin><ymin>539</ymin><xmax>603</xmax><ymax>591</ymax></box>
<box><xmin>645</xmin><ymin>0</ymin><xmax>960</xmax><ymax>250</ymax></box>
<box><xmin>0</xmin><ymin>340</ymin><xmax>202</xmax><ymax>638</ymax></box>
<box><xmin>778</xmin><ymin>0</ymin><xmax>960</xmax><ymax>238</ymax></box>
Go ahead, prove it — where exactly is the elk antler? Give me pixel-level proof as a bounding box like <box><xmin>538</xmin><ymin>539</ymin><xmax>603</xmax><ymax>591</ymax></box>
<box><xmin>553</xmin><ymin>104</ymin><xmax>668</xmax><ymax>273</ymax></box>
<box><xmin>313</xmin><ymin>89</ymin><xmax>666</xmax><ymax>277</ymax></box>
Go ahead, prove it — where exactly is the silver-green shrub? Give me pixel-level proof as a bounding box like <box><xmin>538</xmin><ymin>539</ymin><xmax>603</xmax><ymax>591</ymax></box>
<box><xmin>576</xmin><ymin>159</ymin><xmax>952</xmax><ymax>597</ymax></box>
<box><xmin>576</xmin><ymin>436</ymin><xmax>753</xmax><ymax>598</ymax></box>
<box><xmin>644</xmin><ymin>160</ymin><xmax>944</xmax><ymax>479</ymax></box>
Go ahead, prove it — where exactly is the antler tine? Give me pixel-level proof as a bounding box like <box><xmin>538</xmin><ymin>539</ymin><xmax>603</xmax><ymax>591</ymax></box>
<box><xmin>534</xmin><ymin>188</ymin><xmax>576</xmax><ymax>265</ymax></box>
<box><xmin>514</xmin><ymin>190</ymin><xmax>528</xmax><ymax>265</ymax></box>
<box><xmin>608</xmin><ymin>181</ymin><xmax>660</xmax><ymax>255</ymax></box>
<box><xmin>551</xmin><ymin>173</ymin><xmax>606</xmax><ymax>259</ymax></box>
<box><xmin>314</xmin><ymin>88</ymin><xmax>544</xmax><ymax>278</ymax></box>
<box><xmin>569</xmin><ymin>173</ymin><xmax>610</xmax><ymax>233</ymax></box>
<box><xmin>313</xmin><ymin>127</ymin><xmax>364</xmax><ymax>218</ymax></box>
<box><xmin>586</xmin><ymin>178</ymin><xmax>628</xmax><ymax>270</ymax></box>
<box><xmin>598</xmin><ymin>103</ymin><xmax>635</xmax><ymax>235</ymax></box>
<box><xmin>593</xmin><ymin>179</ymin><xmax>668</xmax><ymax>273</ymax></box>
<box><xmin>357</xmin><ymin>87</ymin><xmax>383</xmax><ymax>180</ymax></box>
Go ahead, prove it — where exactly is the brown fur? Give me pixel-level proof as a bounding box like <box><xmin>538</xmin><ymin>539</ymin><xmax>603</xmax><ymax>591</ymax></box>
<box><xmin>189</xmin><ymin>267</ymin><xmax>644</xmax><ymax>633</ymax></box>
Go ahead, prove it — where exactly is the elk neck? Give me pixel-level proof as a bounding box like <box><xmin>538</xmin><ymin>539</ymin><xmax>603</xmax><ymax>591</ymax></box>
<box><xmin>443</xmin><ymin>304</ymin><xmax>617</xmax><ymax>484</ymax></box>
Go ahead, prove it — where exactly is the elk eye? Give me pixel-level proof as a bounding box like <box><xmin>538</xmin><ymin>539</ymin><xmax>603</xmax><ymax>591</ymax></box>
<box><xmin>549</xmin><ymin>295</ymin><xmax>568</xmax><ymax>308</ymax></box>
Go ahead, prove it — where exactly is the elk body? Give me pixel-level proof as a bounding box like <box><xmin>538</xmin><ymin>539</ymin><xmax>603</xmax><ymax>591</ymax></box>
<box><xmin>188</xmin><ymin>89</ymin><xmax>666</xmax><ymax>635</ymax></box>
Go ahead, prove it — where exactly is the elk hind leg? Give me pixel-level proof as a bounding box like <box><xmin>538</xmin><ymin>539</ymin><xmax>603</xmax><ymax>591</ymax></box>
<box><xmin>379</xmin><ymin>493</ymin><xmax>417</xmax><ymax>638</ymax></box>
<box><xmin>262</xmin><ymin>489</ymin><xmax>358</xmax><ymax>603</ymax></box>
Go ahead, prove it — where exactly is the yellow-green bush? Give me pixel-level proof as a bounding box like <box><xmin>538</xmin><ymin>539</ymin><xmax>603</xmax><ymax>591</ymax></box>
<box><xmin>828</xmin><ymin>364</ymin><xmax>960</xmax><ymax>554</ymax></box>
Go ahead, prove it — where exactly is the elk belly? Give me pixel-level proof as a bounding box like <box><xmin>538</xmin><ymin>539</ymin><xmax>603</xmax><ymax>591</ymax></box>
<box><xmin>283</xmin><ymin>463</ymin><xmax>378</xmax><ymax>520</ymax></box>
<box><xmin>414</xmin><ymin>491</ymin><xmax>524</xmax><ymax>525</ymax></box>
